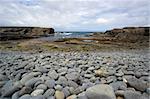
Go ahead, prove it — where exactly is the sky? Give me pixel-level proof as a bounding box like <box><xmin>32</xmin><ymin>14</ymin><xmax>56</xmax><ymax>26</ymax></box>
<box><xmin>0</xmin><ymin>0</ymin><xmax>149</xmax><ymax>31</ymax></box>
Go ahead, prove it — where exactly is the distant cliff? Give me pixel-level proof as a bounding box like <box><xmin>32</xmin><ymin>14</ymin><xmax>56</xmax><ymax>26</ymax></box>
<box><xmin>93</xmin><ymin>27</ymin><xmax>149</xmax><ymax>42</ymax></box>
<box><xmin>0</xmin><ymin>27</ymin><xmax>54</xmax><ymax>40</ymax></box>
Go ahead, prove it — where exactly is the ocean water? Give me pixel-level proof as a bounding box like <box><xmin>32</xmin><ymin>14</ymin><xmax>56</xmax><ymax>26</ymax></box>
<box><xmin>39</xmin><ymin>32</ymin><xmax>93</xmax><ymax>41</ymax></box>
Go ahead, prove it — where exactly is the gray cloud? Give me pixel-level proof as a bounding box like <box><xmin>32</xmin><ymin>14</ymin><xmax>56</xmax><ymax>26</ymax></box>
<box><xmin>0</xmin><ymin>0</ymin><xmax>149</xmax><ymax>31</ymax></box>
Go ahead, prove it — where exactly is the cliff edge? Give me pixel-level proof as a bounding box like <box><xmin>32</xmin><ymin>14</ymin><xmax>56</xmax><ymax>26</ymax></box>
<box><xmin>0</xmin><ymin>27</ymin><xmax>54</xmax><ymax>40</ymax></box>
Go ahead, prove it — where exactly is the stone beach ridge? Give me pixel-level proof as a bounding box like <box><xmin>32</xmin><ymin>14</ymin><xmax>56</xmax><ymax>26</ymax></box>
<box><xmin>0</xmin><ymin>51</ymin><xmax>149</xmax><ymax>99</ymax></box>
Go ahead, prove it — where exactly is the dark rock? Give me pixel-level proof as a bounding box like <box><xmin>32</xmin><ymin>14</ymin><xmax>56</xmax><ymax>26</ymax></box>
<box><xmin>0</xmin><ymin>27</ymin><xmax>54</xmax><ymax>40</ymax></box>
<box><xmin>126</xmin><ymin>77</ymin><xmax>148</xmax><ymax>91</ymax></box>
<box><xmin>19</xmin><ymin>86</ymin><xmax>33</xmax><ymax>96</ymax></box>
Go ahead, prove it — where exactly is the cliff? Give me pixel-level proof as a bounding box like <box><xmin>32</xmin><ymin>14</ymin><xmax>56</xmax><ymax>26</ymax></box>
<box><xmin>93</xmin><ymin>27</ymin><xmax>149</xmax><ymax>42</ymax></box>
<box><xmin>0</xmin><ymin>27</ymin><xmax>54</xmax><ymax>40</ymax></box>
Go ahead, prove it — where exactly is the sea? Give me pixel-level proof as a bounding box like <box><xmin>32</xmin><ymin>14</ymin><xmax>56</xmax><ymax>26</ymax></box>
<box><xmin>39</xmin><ymin>32</ymin><xmax>93</xmax><ymax>41</ymax></box>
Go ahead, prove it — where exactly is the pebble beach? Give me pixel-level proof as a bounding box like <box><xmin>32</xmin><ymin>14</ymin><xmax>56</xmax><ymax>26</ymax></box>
<box><xmin>0</xmin><ymin>50</ymin><xmax>149</xmax><ymax>99</ymax></box>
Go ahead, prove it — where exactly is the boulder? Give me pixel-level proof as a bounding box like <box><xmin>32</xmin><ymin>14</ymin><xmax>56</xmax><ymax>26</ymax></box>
<box><xmin>85</xmin><ymin>84</ymin><xmax>116</xmax><ymax>99</ymax></box>
<box><xmin>126</xmin><ymin>77</ymin><xmax>148</xmax><ymax>91</ymax></box>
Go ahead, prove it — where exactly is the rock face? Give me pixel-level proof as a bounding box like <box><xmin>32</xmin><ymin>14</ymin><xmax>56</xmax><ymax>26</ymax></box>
<box><xmin>0</xmin><ymin>27</ymin><xmax>54</xmax><ymax>40</ymax></box>
<box><xmin>93</xmin><ymin>27</ymin><xmax>149</xmax><ymax>42</ymax></box>
<box><xmin>105</xmin><ymin>27</ymin><xmax>149</xmax><ymax>42</ymax></box>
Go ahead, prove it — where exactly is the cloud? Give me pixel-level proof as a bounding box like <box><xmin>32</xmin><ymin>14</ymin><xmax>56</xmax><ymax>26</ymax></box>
<box><xmin>96</xmin><ymin>18</ymin><xmax>112</xmax><ymax>24</ymax></box>
<box><xmin>0</xmin><ymin>0</ymin><xmax>149</xmax><ymax>31</ymax></box>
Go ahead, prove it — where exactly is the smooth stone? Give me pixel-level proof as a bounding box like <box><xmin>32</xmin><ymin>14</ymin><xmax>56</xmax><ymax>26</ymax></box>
<box><xmin>65</xmin><ymin>72</ymin><xmax>79</xmax><ymax>81</ymax></box>
<box><xmin>54</xmin><ymin>85</ymin><xmax>63</xmax><ymax>91</ymax></box>
<box><xmin>34</xmin><ymin>80</ymin><xmax>44</xmax><ymax>87</ymax></box>
<box><xmin>45</xmin><ymin>80</ymin><xmax>55</xmax><ymax>88</ymax></box>
<box><xmin>110</xmin><ymin>81</ymin><xmax>127</xmax><ymax>91</ymax></box>
<box><xmin>78</xmin><ymin>92</ymin><xmax>88</xmax><ymax>99</ymax></box>
<box><xmin>116</xmin><ymin>96</ymin><xmax>124</xmax><ymax>99</ymax></box>
<box><xmin>86</xmin><ymin>84</ymin><xmax>116</xmax><ymax>99</ymax></box>
<box><xmin>34</xmin><ymin>67</ymin><xmax>48</xmax><ymax>73</ymax></box>
<box><xmin>36</xmin><ymin>84</ymin><xmax>47</xmax><ymax>91</ymax></box>
<box><xmin>62</xmin><ymin>87</ymin><xmax>70</xmax><ymax>97</ymax></box>
<box><xmin>94</xmin><ymin>69</ymin><xmax>108</xmax><ymax>77</ymax></box>
<box><xmin>106</xmin><ymin>76</ymin><xmax>116</xmax><ymax>84</ymax></box>
<box><xmin>115</xmin><ymin>72</ymin><xmax>124</xmax><ymax>77</ymax></box>
<box><xmin>3</xmin><ymin>81</ymin><xmax>23</xmax><ymax>97</ymax></box>
<box><xmin>19</xmin><ymin>94</ymin><xmax>31</xmax><ymax>99</ymax></box>
<box><xmin>115</xmin><ymin>90</ymin><xmax>125</xmax><ymax>96</ymax></box>
<box><xmin>25</xmin><ymin>78</ymin><xmax>41</xmax><ymax>88</ymax></box>
<box><xmin>126</xmin><ymin>77</ymin><xmax>148</xmax><ymax>91</ymax></box>
<box><xmin>12</xmin><ymin>91</ymin><xmax>20</xmax><ymax>99</ymax></box>
<box><xmin>55</xmin><ymin>91</ymin><xmax>65</xmax><ymax>99</ymax></box>
<box><xmin>19</xmin><ymin>86</ymin><xmax>33</xmax><ymax>95</ymax></box>
<box><xmin>56</xmin><ymin>76</ymin><xmax>68</xmax><ymax>87</ymax></box>
<box><xmin>124</xmin><ymin>90</ymin><xmax>144</xmax><ymax>99</ymax></box>
<box><xmin>146</xmin><ymin>88</ymin><xmax>150</xmax><ymax>94</ymax></box>
<box><xmin>48</xmin><ymin>70</ymin><xmax>58</xmax><ymax>80</ymax></box>
<box><xmin>1</xmin><ymin>80</ymin><xmax>13</xmax><ymax>95</ymax></box>
<box><xmin>67</xmin><ymin>80</ymin><xmax>78</xmax><ymax>88</ymax></box>
<box><xmin>31</xmin><ymin>95</ymin><xmax>45</xmax><ymax>99</ymax></box>
<box><xmin>43</xmin><ymin>89</ymin><xmax>55</xmax><ymax>98</ymax></box>
<box><xmin>84</xmin><ymin>74</ymin><xmax>93</xmax><ymax>78</ymax></box>
<box><xmin>73</xmin><ymin>86</ymin><xmax>85</xmax><ymax>94</ymax></box>
<box><xmin>47</xmin><ymin>96</ymin><xmax>55</xmax><ymax>99</ymax></box>
<box><xmin>31</xmin><ymin>89</ymin><xmax>44</xmax><ymax>96</ymax></box>
<box><xmin>66</xmin><ymin>95</ymin><xmax>77</xmax><ymax>99</ymax></box>
<box><xmin>20</xmin><ymin>72</ymin><xmax>41</xmax><ymax>84</ymax></box>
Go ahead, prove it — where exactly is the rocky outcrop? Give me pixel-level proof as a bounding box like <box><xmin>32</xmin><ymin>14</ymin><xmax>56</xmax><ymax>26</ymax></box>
<box><xmin>105</xmin><ymin>27</ymin><xmax>149</xmax><ymax>42</ymax></box>
<box><xmin>0</xmin><ymin>27</ymin><xmax>54</xmax><ymax>40</ymax></box>
<box><xmin>93</xmin><ymin>27</ymin><xmax>149</xmax><ymax>42</ymax></box>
